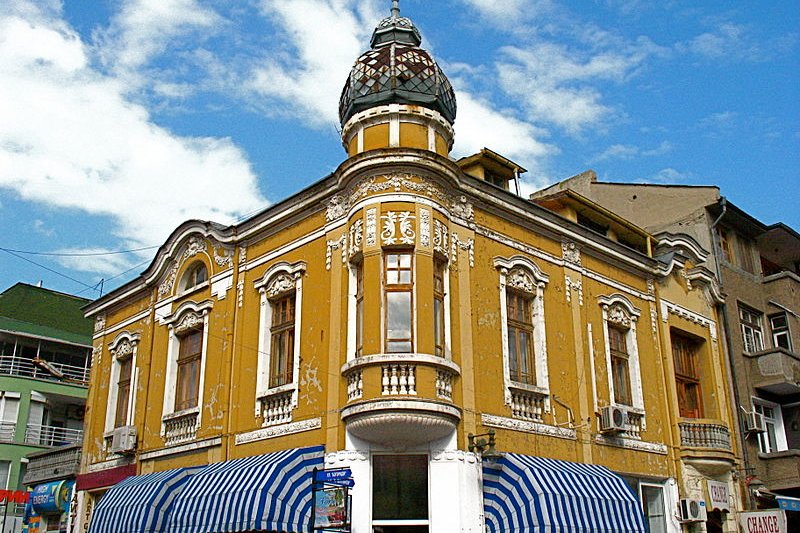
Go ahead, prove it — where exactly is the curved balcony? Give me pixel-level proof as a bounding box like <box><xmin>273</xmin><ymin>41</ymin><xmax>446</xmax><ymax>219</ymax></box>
<box><xmin>340</xmin><ymin>354</ymin><xmax>461</xmax><ymax>446</ymax></box>
<box><xmin>678</xmin><ymin>418</ymin><xmax>735</xmax><ymax>471</ymax></box>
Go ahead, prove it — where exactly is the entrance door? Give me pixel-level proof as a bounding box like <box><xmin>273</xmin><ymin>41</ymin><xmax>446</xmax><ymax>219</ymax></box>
<box><xmin>372</xmin><ymin>455</ymin><xmax>429</xmax><ymax>533</ymax></box>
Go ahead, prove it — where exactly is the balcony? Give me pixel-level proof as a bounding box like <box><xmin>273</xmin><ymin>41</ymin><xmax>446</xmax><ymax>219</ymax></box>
<box><xmin>0</xmin><ymin>354</ymin><xmax>90</xmax><ymax>385</ymax></box>
<box><xmin>162</xmin><ymin>408</ymin><xmax>199</xmax><ymax>446</ymax></box>
<box><xmin>340</xmin><ymin>354</ymin><xmax>461</xmax><ymax>446</ymax></box>
<box><xmin>746</xmin><ymin>347</ymin><xmax>800</xmax><ymax>396</ymax></box>
<box><xmin>762</xmin><ymin>270</ymin><xmax>800</xmax><ymax>300</ymax></box>
<box><xmin>757</xmin><ymin>449</ymin><xmax>800</xmax><ymax>491</ymax></box>
<box><xmin>678</xmin><ymin>419</ymin><xmax>735</xmax><ymax>470</ymax></box>
<box><xmin>24</xmin><ymin>423</ymin><xmax>83</xmax><ymax>447</ymax></box>
<box><xmin>0</xmin><ymin>420</ymin><xmax>15</xmax><ymax>442</ymax></box>
<box><xmin>23</xmin><ymin>444</ymin><xmax>82</xmax><ymax>485</ymax></box>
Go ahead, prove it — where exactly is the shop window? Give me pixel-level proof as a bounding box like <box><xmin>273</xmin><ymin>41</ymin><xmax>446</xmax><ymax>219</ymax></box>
<box><xmin>372</xmin><ymin>454</ymin><xmax>429</xmax><ymax>531</ymax></box>
<box><xmin>671</xmin><ymin>331</ymin><xmax>704</xmax><ymax>418</ymax></box>
<box><xmin>433</xmin><ymin>259</ymin><xmax>446</xmax><ymax>357</ymax></box>
<box><xmin>180</xmin><ymin>261</ymin><xmax>208</xmax><ymax>292</ymax></box>
<box><xmin>599</xmin><ymin>295</ymin><xmax>644</xmax><ymax>412</ymax></box>
<box><xmin>385</xmin><ymin>252</ymin><xmax>413</xmax><ymax>353</ymax></box>
<box><xmin>269</xmin><ymin>294</ymin><xmax>295</xmax><ymax>388</ymax></box>
<box><xmin>769</xmin><ymin>313</ymin><xmax>792</xmax><ymax>350</ymax></box>
<box><xmin>753</xmin><ymin>399</ymin><xmax>788</xmax><ymax>454</ymax></box>
<box><xmin>739</xmin><ymin>305</ymin><xmax>764</xmax><ymax>353</ymax></box>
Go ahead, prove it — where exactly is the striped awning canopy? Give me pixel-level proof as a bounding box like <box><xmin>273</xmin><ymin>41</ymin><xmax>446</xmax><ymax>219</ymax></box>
<box><xmin>88</xmin><ymin>466</ymin><xmax>202</xmax><ymax>533</ymax></box>
<box><xmin>483</xmin><ymin>453</ymin><xmax>646</xmax><ymax>533</ymax></box>
<box><xmin>167</xmin><ymin>445</ymin><xmax>325</xmax><ymax>533</ymax></box>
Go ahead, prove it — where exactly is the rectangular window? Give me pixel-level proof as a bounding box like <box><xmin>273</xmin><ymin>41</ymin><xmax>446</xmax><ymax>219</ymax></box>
<box><xmin>175</xmin><ymin>329</ymin><xmax>202</xmax><ymax>411</ymax></box>
<box><xmin>641</xmin><ymin>484</ymin><xmax>667</xmax><ymax>533</ymax></box>
<box><xmin>717</xmin><ymin>227</ymin><xmax>732</xmax><ymax>264</ymax></box>
<box><xmin>770</xmin><ymin>313</ymin><xmax>792</xmax><ymax>350</ymax></box>
<box><xmin>373</xmin><ymin>454</ymin><xmax>428</xmax><ymax>527</ymax></box>
<box><xmin>609</xmin><ymin>327</ymin><xmax>632</xmax><ymax>406</ymax></box>
<box><xmin>0</xmin><ymin>393</ymin><xmax>19</xmax><ymax>442</ymax></box>
<box><xmin>114</xmin><ymin>357</ymin><xmax>132</xmax><ymax>427</ymax></box>
<box><xmin>740</xmin><ymin>306</ymin><xmax>764</xmax><ymax>353</ymax></box>
<box><xmin>0</xmin><ymin>460</ymin><xmax>9</xmax><ymax>490</ymax></box>
<box><xmin>737</xmin><ymin>237</ymin><xmax>756</xmax><ymax>273</ymax></box>
<box><xmin>507</xmin><ymin>290</ymin><xmax>535</xmax><ymax>385</ymax></box>
<box><xmin>433</xmin><ymin>260</ymin><xmax>446</xmax><ymax>357</ymax></box>
<box><xmin>385</xmin><ymin>252</ymin><xmax>413</xmax><ymax>353</ymax></box>
<box><xmin>672</xmin><ymin>331</ymin><xmax>703</xmax><ymax>418</ymax></box>
<box><xmin>356</xmin><ymin>263</ymin><xmax>364</xmax><ymax>357</ymax></box>
<box><xmin>754</xmin><ymin>399</ymin><xmax>787</xmax><ymax>454</ymax></box>
<box><xmin>270</xmin><ymin>294</ymin><xmax>295</xmax><ymax>387</ymax></box>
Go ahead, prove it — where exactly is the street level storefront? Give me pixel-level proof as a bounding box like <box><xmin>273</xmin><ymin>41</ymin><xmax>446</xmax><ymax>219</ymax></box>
<box><xmin>24</xmin><ymin>480</ymin><xmax>74</xmax><ymax>532</ymax></box>
<box><xmin>482</xmin><ymin>454</ymin><xmax>646</xmax><ymax>533</ymax></box>
<box><xmin>87</xmin><ymin>446</ymin><xmax>324</xmax><ymax>533</ymax></box>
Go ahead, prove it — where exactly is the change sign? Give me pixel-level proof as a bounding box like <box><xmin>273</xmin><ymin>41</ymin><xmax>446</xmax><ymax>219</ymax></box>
<box><xmin>739</xmin><ymin>510</ymin><xmax>787</xmax><ymax>533</ymax></box>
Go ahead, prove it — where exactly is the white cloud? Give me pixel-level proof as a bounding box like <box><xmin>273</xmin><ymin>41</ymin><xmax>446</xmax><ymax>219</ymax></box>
<box><xmin>648</xmin><ymin>168</ymin><xmax>689</xmax><ymax>184</ymax></box>
<box><xmin>496</xmin><ymin>42</ymin><xmax>648</xmax><ymax>134</ymax></box>
<box><xmin>0</xmin><ymin>4</ymin><xmax>267</xmax><ymax>254</ymax></box>
<box><xmin>54</xmin><ymin>248</ymin><xmax>142</xmax><ymax>277</ymax></box>
<box><xmin>592</xmin><ymin>140</ymin><xmax>671</xmax><ymax>162</ymax></box>
<box><xmin>460</xmin><ymin>0</ymin><xmax>556</xmax><ymax>27</ymax></box>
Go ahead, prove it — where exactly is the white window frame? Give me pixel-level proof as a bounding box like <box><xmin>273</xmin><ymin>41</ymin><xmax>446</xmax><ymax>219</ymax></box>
<box><xmin>494</xmin><ymin>256</ymin><xmax>550</xmax><ymax>406</ymax></box>
<box><xmin>162</xmin><ymin>300</ymin><xmax>213</xmax><ymax>424</ymax></box>
<box><xmin>739</xmin><ymin>305</ymin><xmax>764</xmax><ymax>353</ymax></box>
<box><xmin>104</xmin><ymin>332</ymin><xmax>140</xmax><ymax>433</ymax></box>
<box><xmin>254</xmin><ymin>261</ymin><xmax>306</xmax><ymax>416</ymax></box>
<box><xmin>0</xmin><ymin>391</ymin><xmax>20</xmax><ymax>442</ymax></box>
<box><xmin>0</xmin><ymin>460</ymin><xmax>10</xmax><ymax>490</ymax></box>
<box><xmin>347</xmin><ymin>260</ymin><xmax>362</xmax><ymax>361</ymax></box>
<box><xmin>598</xmin><ymin>294</ymin><xmax>644</xmax><ymax>413</ymax></box>
<box><xmin>769</xmin><ymin>313</ymin><xmax>792</xmax><ymax>351</ymax></box>
<box><xmin>753</xmin><ymin>397</ymin><xmax>788</xmax><ymax>454</ymax></box>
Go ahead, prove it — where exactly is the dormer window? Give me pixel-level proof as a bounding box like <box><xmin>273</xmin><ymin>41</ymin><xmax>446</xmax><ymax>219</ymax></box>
<box><xmin>180</xmin><ymin>262</ymin><xmax>208</xmax><ymax>292</ymax></box>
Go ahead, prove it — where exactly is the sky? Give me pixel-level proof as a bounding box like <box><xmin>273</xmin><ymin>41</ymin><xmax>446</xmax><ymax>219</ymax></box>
<box><xmin>0</xmin><ymin>0</ymin><xmax>798</xmax><ymax>299</ymax></box>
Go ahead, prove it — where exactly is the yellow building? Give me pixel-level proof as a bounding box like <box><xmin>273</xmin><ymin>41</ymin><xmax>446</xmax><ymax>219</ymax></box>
<box><xmin>76</xmin><ymin>4</ymin><xmax>741</xmax><ymax>533</ymax></box>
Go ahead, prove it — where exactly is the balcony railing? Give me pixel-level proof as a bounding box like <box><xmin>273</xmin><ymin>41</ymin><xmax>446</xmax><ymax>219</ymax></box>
<box><xmin>24</xmin><ymin>424</ymin><xmax>83</xmax><ymax>447</ymax></box>
<box><xmin>679</xmin><ymin>420</ymin><xmax>732</xmax><ymax>451</ymax></box>
<box><xmin>0</xmin><ymin>354</ymin><xmax>90</xmax><ymax>385</ymax></box>
<box><xmin>162</xmin><ymin>409</ymin><xmax>198</xmax><ymax>446</ymax></box>
<box><xmin>746</xmin><ymin>347</ymin><xmax>800</xmax><ymax>396</ymax></box>
<box><xmin>0</xmin><ymin>421</ymin><xmax>15</xmax><ymax>442</ymax></box>
<box><xmin>509</xmin><ymin>387</ymin><xmax>547</xmax><ymax>423</ymax></box>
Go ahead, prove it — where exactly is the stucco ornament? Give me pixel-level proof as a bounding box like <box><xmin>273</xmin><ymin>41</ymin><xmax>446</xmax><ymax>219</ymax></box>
<box><xmin>214</xmin><ymin>246</ymin><xmax>234</xmax><ymax>268</ymax></box>
<box><xmin>507</xmin><ymin>268</ymin><xmax>535</xmax><ymax>293</ymax></box>
<box><xmin>159</xmin><ymin>236</ymin><xmax>209</xmax><ymax>296</ymax></box>
<box><xmin>381</xmin><ymin>211</ymin><xmax>416</xmax><ymax>246</ymax></box>
<box><xmin>111</xmin><ymin>339</ymin><xmax>134</xmax><ymax>359</ymax></box>
<box><xmin>451</xmin><ymin>232</ymin><xmax>474</xmax><ymax>267</ymax></box>
<box><xmin>562</xmin><ymin>241</ymin><xmax>582</xmax><ymax>266</ymax></box>
<box><xmin>326</xmin><ymin>235</ymin><xmax>346</xmax><ymax>270</ymax></box>
<box><xmin>175</xmin><ymin>311</ymin><xmax>203</xmax><ymax>333</ymax></box>
<box><xmin>266</xmin><ymin>273</ymin><xmax>296</xmax><ymax>297</ymax></box>
<box><xmin>607</xmin><ymin>304</ymin><xmax>632</xmax><ymax>328</ymax></box>
<box><xmin>433</xmin><ymin>219</ymin><xmax>449</xmax><ymax>255</ymax></box>
<box><xmin>565</xmin><ymin>275</ymin><xmax>584</xmax><ymax>306</ymax></box>
<box><xmin>365</xmin><ymin>208</ymin><xmax>377</xmax><ymax>246</ymax></box>
<box><xmin>349</xmin><ymin>220</ymin><xmax>363</xmax><ymax>257</ymax></box>
<box><xmin>94</xmin><ymin>315</ymin><xmax>106</xmax><ymax>333</ymax></box>
<box><xmin>419</xmin><ymin>209</ymin><xmax>431</xmax><ymax>247</ymax></box>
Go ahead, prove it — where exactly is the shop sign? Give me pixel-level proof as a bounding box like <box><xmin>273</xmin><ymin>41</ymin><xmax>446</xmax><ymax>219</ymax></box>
<box><xmin>707</xmin><ymin>480</ymin><xmax>730</xmax><ymax>512</ymax></box>
<box><xmin>31</xmin><ymin>481</ymin><xmax>73</xmax><ymax>514</ymax></box>
<box><xmin>739</xmin><ymin>510</ymin><xmax>787</xmax><ymax>533</ymax></box>
<box><xmin>315</xmin><ymin>468</ymin><xmax>353</xmax><ymax>486</ymax></box>
<box><xmin>0</xmin><ymin>490</ymin><xmax>29</xmax><ymax>504</ymax></box>
<box><xmin>313</xmin><ymin>487</ymin><xmax>348</xmax><ymax>529</ymax></box>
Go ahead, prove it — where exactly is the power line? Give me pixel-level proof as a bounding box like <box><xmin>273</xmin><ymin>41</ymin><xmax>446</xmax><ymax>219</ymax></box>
<box><xmin>0</xmin><ymin>245</ymin><xmax>159</xmax><ymax>257</ymax></box>
<box><xmin>1</xmin><ymin>248</ymin><xmax>97</xmax><ymax>290</ymax></box>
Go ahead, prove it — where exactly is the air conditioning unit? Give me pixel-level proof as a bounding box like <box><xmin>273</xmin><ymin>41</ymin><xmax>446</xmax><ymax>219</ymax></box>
<box><xmin>599</xmin><ymin>406</ymin><xmax>627</xmax><ymax>433</ymax></box>
<box><xmin>679</xmin><ymin>498</ymin><xmax>707</xmax><ymax>522</ymax></box>
<box><xmin>110</xmin><ymin>425</ymin><xmax>137</xmax><ymax>454</ymax></box>
<box><xmin>744</xmin><ymin>411</ymin><xmax>766</xmax><ymax>433</ymax></box>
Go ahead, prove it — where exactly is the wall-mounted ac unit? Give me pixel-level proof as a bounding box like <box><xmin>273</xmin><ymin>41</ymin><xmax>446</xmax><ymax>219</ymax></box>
<box><xmin>744</xmin><ymin>411</ymin><xmax>766</xmax><ymax>433</ymax></box>
<box><xmin>599</xmin><ymin>406</ymin><xmax>627</xmax><ymax>433</ymax></box>
<box><xmin>110</xmin><ymin>425</ymin><xmax>137</xmax><ymax>454</ymax></box>
<box><xmin>678</xmin><ymin>498</ymin><xmax>707</xmax><ymax>522</ymax></box>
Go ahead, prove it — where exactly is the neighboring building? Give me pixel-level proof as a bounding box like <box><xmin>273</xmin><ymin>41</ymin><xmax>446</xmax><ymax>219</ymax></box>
<box><xmin>77</xmin><ymin>5</ymin><xmax>741</xmax><ymax>533</ymax></box>
<box><xmin>0</xmin><ymin>283</ymin><xmax>92</xmax><ymax>532</ymax></box>
<box><xmin>533</xmin><ymin>170</ymin><xmax>800</xmax><ymax>527</ymax></box>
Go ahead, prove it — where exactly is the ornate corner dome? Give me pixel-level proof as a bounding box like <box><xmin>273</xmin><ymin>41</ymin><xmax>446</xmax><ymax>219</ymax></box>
<box><xmin>338</xmin><ymin>1</ymin><xmax>457</xmax><ymax>127</ymax></box>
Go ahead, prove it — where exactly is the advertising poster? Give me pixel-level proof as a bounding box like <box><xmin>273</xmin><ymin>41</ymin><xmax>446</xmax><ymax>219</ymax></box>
<box><xmin>313</xmin><ymin>487</ymin><xmax>347</xmax><ymax>529</ymax></box>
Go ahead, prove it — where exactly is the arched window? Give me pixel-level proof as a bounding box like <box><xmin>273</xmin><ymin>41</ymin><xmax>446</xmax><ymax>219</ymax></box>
<box><xmin>180</xmin><ymin>262</ymin><xmax>208</xmax><ymax>292</ymax></box>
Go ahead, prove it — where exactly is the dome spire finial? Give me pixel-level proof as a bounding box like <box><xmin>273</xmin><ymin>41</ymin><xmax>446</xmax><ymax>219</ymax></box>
<box><xmin>391</xmin><ymin>0</ymin><xmax>400</xmax><ymax>19</ymax></box>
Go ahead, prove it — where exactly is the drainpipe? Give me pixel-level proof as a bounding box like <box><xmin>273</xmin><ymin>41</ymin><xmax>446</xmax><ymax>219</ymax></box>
<box><xmin>709</xmin><ymin>198</ymin><xmax>752</xmax><ymax>509</ymax></box>
<box><xmin>513</xmin><ymin>168</ymin><xmax>521</xmax><ymax>196</ymax></box>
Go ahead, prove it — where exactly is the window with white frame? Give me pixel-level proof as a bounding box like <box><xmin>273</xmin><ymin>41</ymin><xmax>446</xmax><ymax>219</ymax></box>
<box><xmin>623</xmin><ymin>477</ymin><xmax>670</xmax><ymax>533</ymax></box>
<box><xmin>769</xmin><ymin>313</ymin><xmax>792</xmax><ymax>351</ymax></box>
<box><xmin>599</xmin><ymin>295</ymin><xmax>644</xmax><ymax>412</ymax></box>
<box><xmin>740</xmin><ymin>305</ymin><xmax>764</xmax><ymax>353</ymax></box>
<box><xmin>753</xmin><ymin>398</ymin><xmax>788</xmax><ymax>454</ymax></box>
<box><xmin>0</xmin><ymin>391</ymin><xmax>20</xmax><ymax>442</ymax></box>
<box><xmin>162</xmin><ymin>302</ymin><xmax>211</xmax><ymax>421</ymax></box>
<box><xmin>105</xmin><ymin>333</ymin><xmax>139</xmax><ymax>433</ymax></box>
<box><xmin>0</xmin><ymin>460</ymin><xmax>9</xmax><ymax>490</ymax></box>
<box><xmin>255</xmin><ymin>262</ymin><xmax>305</xmax><ymax>420</ymax></box>
<box><xmin>433</xmin><ymin>258</ymin><xmax>447</xmax><ymax>358</ymax></box>
<box><xmin>385</xmin><ymin>251</ymin><xmax>414</xmax><ymax>353</ymax></box>
<box><xmin>179</xmin><ymin>261</ymin><xmax>208</xmax><ymax>293</ymax></box>
<box><xmin>494</xmin><ymin>257</ymin><xmax>550</xmax><ymax>402</ymax></box>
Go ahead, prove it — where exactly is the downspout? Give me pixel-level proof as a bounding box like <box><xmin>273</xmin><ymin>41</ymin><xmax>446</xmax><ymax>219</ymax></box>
<box><xmin>709</xmin><ymin>198</ymin><xmax>752</xmax><ymax>509</ymax></box>
<box><xmin>513</xmin><ymin>168</ymin><xmax>521</xmax><ymax>196</ymax></box>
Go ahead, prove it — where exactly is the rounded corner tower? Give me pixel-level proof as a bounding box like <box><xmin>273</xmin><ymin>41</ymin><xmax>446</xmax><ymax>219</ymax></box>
<box><xmin>339</xmin><ymin>0</ymin><xmax>457</xmax><ymax>158</ymax></box>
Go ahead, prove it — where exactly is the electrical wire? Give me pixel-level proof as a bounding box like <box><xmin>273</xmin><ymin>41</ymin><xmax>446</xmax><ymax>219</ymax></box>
<box><xmin>0</xmin><ymin>245</ymin><xmax>159</xmax><ymax>257</ymax></box>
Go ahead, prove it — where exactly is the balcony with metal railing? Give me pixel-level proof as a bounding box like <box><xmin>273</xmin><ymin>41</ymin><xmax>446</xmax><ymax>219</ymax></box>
<box><xmin>0</xmin><ymin>354</ymin><xmax>90</xmax><ymax>385</ymax></box>
<box><xmin>24</xmin><ymin>423</ymin><xmax>83</xmax><ymax>447</ymax></box>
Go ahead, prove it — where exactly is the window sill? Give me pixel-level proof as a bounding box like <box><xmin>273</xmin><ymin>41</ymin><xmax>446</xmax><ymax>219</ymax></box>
<box><xmin>162</xmin><ymin>407</ymin><xmax>200</xmax><ymax>422</ymax></box>
<box><xmin>177</xmin><ymin>280</ymin><xmax>210</xmax><ymax>299</ymax></box>
<box><xmin>758</xmin><ymin>449</ymin><xmax>800</xmax><ymax>460</ymax></box>
<box><xmin>507</xmin><ymin>381</ymin><xmax>548</xmax><ymax>396</ymax></box>
<box><xmin>257</xmin><ymin>383</ymin><xmax>296</xmax><ymax>399</ymax></box>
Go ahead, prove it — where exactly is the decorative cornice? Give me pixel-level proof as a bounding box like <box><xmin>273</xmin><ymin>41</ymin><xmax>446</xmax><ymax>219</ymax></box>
<box><xmin>594</xmin><ymin>434</ymin><xmax>668</xmax><ymax>455</ymax></box>
<box><xmin>481</xmin><ymin>413</ymin><xmax>576</xmax><ymax>440</ymax></box>
<box><xmin>235</xmin><ymin>417</ymin><xmax>322</xmax><ymax>445</ymax></box>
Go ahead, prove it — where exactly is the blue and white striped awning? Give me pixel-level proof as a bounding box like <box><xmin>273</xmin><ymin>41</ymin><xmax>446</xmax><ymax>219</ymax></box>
<box><xmin>167</xmin><ymin>445</ymin><xmax>325</xmax><ymax>533</ymax></box>
<box><xmin>88</xmin><ymin>466</ymin><xmax>202</xmax><ymax>533</ymax></box>
<box><xmin>483</xmin><ymin>454</ymin><xmax>646</xmax><ymax>533</ymax></box>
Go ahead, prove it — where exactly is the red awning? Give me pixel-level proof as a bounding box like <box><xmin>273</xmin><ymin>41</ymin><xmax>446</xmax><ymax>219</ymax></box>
<box><xmin>76</xmin><ymin>464</ymin><xmax>137</xmax><ymax>491</ymax></box>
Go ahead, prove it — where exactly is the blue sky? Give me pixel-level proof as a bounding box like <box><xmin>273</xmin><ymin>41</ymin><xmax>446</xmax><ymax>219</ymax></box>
<box><xmin>1</xmin><ymin>0</ymin><xmax>798</xmax><ymax>298</ymax></box>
